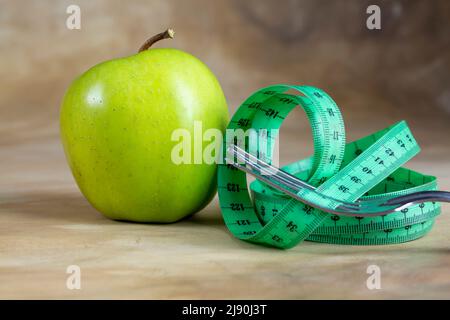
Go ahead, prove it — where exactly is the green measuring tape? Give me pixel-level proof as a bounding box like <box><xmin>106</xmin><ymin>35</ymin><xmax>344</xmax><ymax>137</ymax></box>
<box><xmin>217</xmin><ymin>85</ymin><xmax>440</xmax><ymax>249</ymax></box>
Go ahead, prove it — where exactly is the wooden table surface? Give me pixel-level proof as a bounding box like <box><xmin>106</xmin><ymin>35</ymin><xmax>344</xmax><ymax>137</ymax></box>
<box><xmin>1</xmin><ymin>125</ymin><xmax>449</xmax><ymax>300</ymax></box>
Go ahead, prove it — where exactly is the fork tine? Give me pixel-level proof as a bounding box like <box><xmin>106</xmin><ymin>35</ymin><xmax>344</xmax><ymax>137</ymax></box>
<box><xmin>229</xmin><ymin>145</ymin><xmax>313</xmax><ymax>190</ymax></box>
<box><xmin>225</xmin><ymin>144</ymin><xmax>450</xmax><ymax>216</ymax></box>
<box><xmin>227</xmin><ymin>145</ymin><xmax>361</xmax><ymax>209</ymax></box>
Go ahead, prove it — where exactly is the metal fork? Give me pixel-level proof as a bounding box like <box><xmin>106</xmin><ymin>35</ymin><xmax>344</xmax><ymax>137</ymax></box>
<box><xmin>225</xmin><ymin>145</ymin><xmax>450</xmax><ymax>217</ymax></box>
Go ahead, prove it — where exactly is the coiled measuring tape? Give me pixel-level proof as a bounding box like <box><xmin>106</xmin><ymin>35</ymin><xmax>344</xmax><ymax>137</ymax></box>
<box><xmin>217</xmin><ymin>85</ymin><xmax>440</xmax><ymax>249</ymax></box>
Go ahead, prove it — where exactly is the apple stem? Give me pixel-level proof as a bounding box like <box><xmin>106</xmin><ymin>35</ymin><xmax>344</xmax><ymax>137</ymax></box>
<box><xmin>138</xmin><ymin>29</ymin><xmax>175</xmax><ymax>52</ymax></box>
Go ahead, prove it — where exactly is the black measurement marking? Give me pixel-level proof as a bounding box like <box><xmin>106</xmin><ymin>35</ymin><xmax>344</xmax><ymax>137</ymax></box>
<box><xmin>265</xmin><ymin>108</ymin><xmax>279</xmax><ymax>119</ymax></box>
<box><xmin>331</xmin><ymin>215</ymin><xmax>340</xmax><ymax>226</ymax></box>
<box><xmin>350</xmin><ymin>175</ymin><xmax>362</xmax><ymax>183</ymax></box>
<box><xmin>382</xmin><ymin>145</ymin><xmax>399</xmax><ymax>160</ymax></box>
<box><xmin>271</xmin><ymin>235</ymin><xmax>283</xmax><ymax>242</ymax></box>
<box><xmin>329</xmin><ymin>154</ymin><xmax>337</xmax><ymax>164</ymax></box>
<box><xmin>313</xmin><ymin>92</ymin><xmax>323</xmax><ymax>98</ymax></box>
<box><xmin>279</xmin><ymin>97</ymin><xmax>296</xmax><ymax>105</ymax></box>
<box><xmin>230</xmin><ymin>203</ymin><xmax>245</xmax><ymax>211</ymax></box>
<box><xmin>327</xmin><ymin>108</ymin><xmax>335</xmax><ymax>117</ymax></box>
<box><xmin>237</xmin><ymin>118</ymin><xmax>250</xmax><ymax>127</ymax></box>
<box><xmin>397</xmin><ymin>139</ymin><xmax>406</xmax><ymax>148</ymax></box>
<box><xmin>333</xmin><ymin>131</ymin><xmax>340</xmax><ymax>140</ymax></box>
<box><xmin>385</xmin><ymin>148</ymin><xmax>395</xmax><ymax>157</ymax></box>
<box><xmin>419</xmin><ymin>203</ymin><xmax>425</xmax><ymax>213</ymax></box>
<box><xmin>303</xmin><ymin>205</ymin><xmax>313</xmax><ymax>214</ymax></box>
<box><xmin>286</xmin><ymin>221</ymin><xmax>298</xmax><ymax>232</ymax></box>
<box><xmin>374</xmin><ymin>157</ymin><xmax>385</xmax><ymax>166</ymax></box>
<box><xmin>226</xmin><ymin>183</ymin><xmax>241</xmax><ymax>192</ymax></box>
<box><xmin>236</xmin><ymin>219</ymin><xmax>251</xmax><ymax>226</ymax></box>
<box><xmin>355</xmin><ymin>216</ymin><xmax>364</xmax><ymax>227</ymax></box>
<box><xmin>247</xmin><ymin>102</ymin><xmax>262</xmax><ymax>109</ymax></box>
<box><xmin>362</xmin><ymin>167</ymin><xmax>373</xmax><ymax>175</ymax></box>
<box><xmin>318</xmin><ymin>177</ymin><xmax>327</xmax><ymax>185</ymax></box>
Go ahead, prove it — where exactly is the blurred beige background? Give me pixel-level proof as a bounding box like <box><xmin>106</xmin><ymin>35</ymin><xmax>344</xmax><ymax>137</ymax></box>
<box><xmin>1</xmin><ymin>0</ymin><xmax>449</xmax><ymax>299</ymax></box>
<box><xmin>2</xmin><ymin>0</ymin><xmax>450</xmax><ymax>146</ymax></box>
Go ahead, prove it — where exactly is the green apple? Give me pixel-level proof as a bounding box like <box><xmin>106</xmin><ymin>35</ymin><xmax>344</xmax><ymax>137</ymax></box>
<box><xmin>60</xmin><ymin>29</ymin><xmax>229</xmax><ymax>223</ymax></box>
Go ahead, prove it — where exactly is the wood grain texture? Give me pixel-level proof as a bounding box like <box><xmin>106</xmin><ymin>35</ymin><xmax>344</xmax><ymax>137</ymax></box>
<box><xmin>0</xmin><ymin>0</ymin><xmax>449</xmax><ymax>299</ymax></box>
<box><xmin>1</xmin><ymin>132</ymin><xmax>449</xmax><ymax>299</ymax></box>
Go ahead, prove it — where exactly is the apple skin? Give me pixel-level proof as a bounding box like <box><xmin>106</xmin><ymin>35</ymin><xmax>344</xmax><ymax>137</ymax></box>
<box><xmin>60</xmin><ymin>48</ymin><xmax>229</xmax><ymax>222</ymax></box>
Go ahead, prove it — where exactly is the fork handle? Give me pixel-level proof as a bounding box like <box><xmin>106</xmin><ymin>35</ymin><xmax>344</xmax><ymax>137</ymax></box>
<box><xmin>385</xmin><ymin>191</ymin><xmax>450</xmax><ymax>206</ymax></box>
